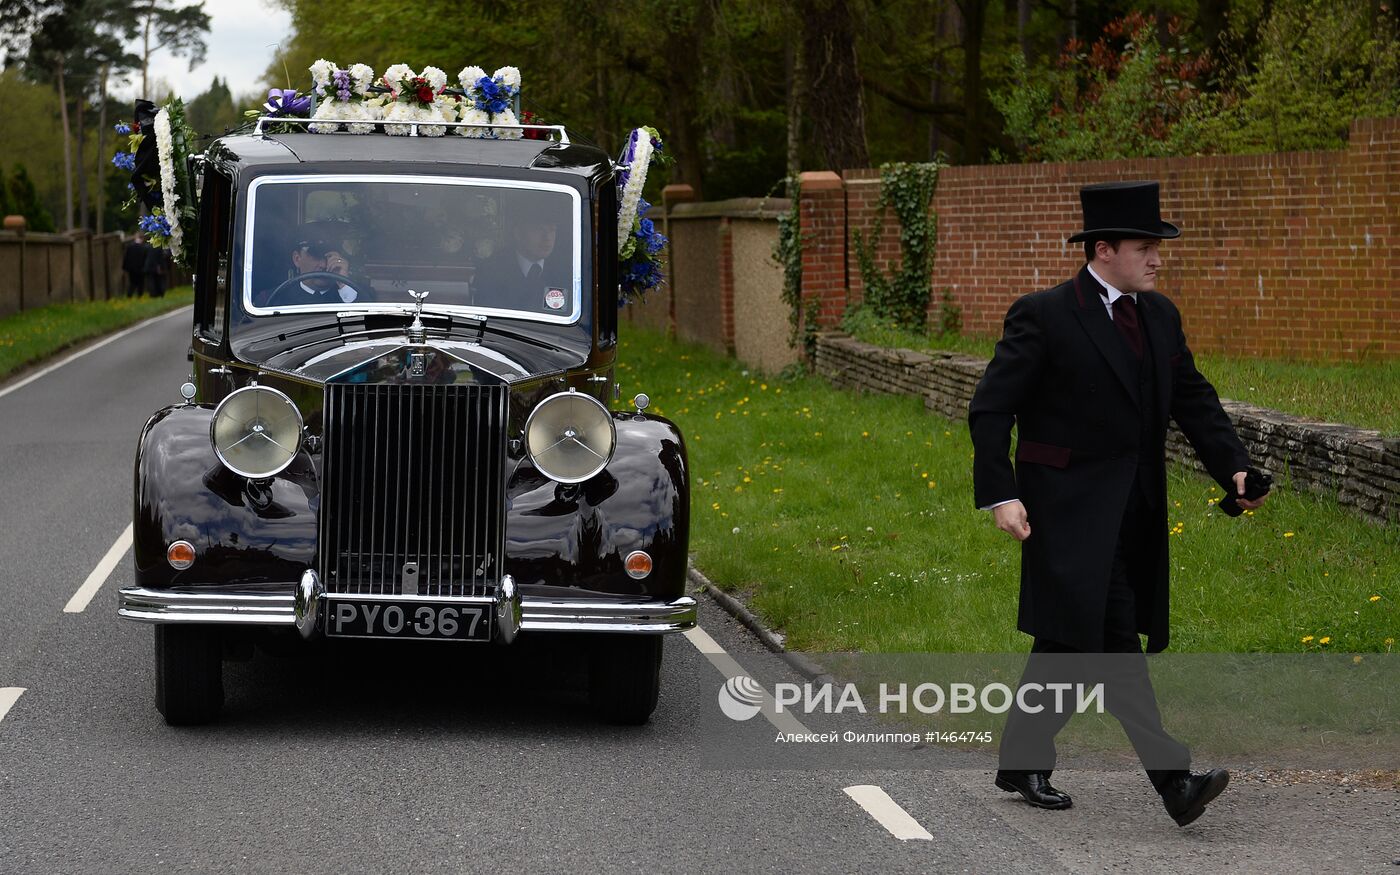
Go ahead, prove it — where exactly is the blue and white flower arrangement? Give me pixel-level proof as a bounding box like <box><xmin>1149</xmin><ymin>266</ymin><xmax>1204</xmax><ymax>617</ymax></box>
<box><xmin>456</xmin><ymin>66</ymin><xmax>522</xmax><ymax>139</ymax></box>
<box><xmin>616</xmin><ymin>126</ymin><xmax>668</xmax><ymax>304</ymax></box>
<box><xmin>116</xmin><ymin>98</ymin><xmax>198</xmax><ymax>265</ymax></box>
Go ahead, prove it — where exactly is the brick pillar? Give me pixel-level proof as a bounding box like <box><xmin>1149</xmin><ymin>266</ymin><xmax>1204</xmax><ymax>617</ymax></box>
<box><xmin>718</xmin><ymin>217</ymin><xmax>735</xmax><ymax>353</ymax></box>
<box><xmin>798</xmin><ymin>171</ymin><xmax>847</xmax><ymax>329</ymax></box>
<box><xmin>661</xmin><ymin>184</ymin><xmax>696</xmax><ymax>335</ymax></box>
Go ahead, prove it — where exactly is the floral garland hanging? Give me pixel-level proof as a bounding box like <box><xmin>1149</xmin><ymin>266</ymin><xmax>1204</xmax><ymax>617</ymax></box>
<box><xmin>308</xmin><ymin>60</ymin><xmax>376</xmax><ymax>134</ymax></box>
<box><xmin>456</xmin><ymin>66</ymin><xmax>521</xmax><ymax>138</ymax></box>
<box><xmin>616</xmin><ymin>126</ymin><xmax>668</xmax><ymax>304</ymax></box>
<box><xmin>116</xmin><ymin>98</ymin><xmax>199</xmax><ymax>267</ymax></box>
<box><xmin>381</xmin><ymin>64</ymin><xmax>449</xmax><ymax>136</ymax></box>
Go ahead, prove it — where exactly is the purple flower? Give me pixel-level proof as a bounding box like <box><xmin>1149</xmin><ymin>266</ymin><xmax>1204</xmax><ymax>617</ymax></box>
<box><xmin>264</xmin><ymin>88</ymin><xmax>311</xmax><ymax>117</ymax></box>
<box><xmin>333</xmin><ymin>68</ymin><xmax>352</xmax><ymax>102</ymax></box>
<box><xmin>111</xmin><ymin>151</ymin><xmax>136</xmax><ymax>171</ymax></box>
<box><xmin>114</xmin><ymin>122</ymin><xmax>132</xmax><ymax>135</ymax></box>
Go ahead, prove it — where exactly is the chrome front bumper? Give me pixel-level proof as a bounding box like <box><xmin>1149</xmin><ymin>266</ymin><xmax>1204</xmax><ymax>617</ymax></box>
<box><xmin>117</xmin><ymin>572</ymin><xmax>698</xmax><ymax>638</ymax></box>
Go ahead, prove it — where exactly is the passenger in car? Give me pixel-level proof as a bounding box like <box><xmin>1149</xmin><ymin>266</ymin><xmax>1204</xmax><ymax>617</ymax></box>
<box><xmin>471</xmin><ymin>195</ymin><xmax>570</xmax><ymax>312</ymax></box>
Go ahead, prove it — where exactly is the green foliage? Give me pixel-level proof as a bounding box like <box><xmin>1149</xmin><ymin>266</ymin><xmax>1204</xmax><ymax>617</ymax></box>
<box><xmin>1177</xmin><ymin>0</ymin><xmax>1400</xmax><ymax>154</ymax></box>
<box><xmin>6</xmin><ymin>163</ymin><xmax>55</xmax><ymax>231</ymax></box>
<box><xmin>852</xmin><ymin>160</ymin><xmax>943</xmax><ymax>330</ymax></box>
<box><xmin>993</xmin><ymin>2</ymin><xmax>1400</xmax><ymax>161</ymax></box>
<box><xmin>771</xmin><ymin>181</ymin><xmax>809</xmax><ymax>356</ymax></box>
<box><xmin>617</xmin><ymin>324</ymin><xmax>1399</xmax><ymax>653</ymax></box>
<box><xmin>991</xmin><ymin>14</ymin><xmax>1213</xmax><ymax>162</ymax></box>
<box><xmin>184</xmin><ymin>75</ymin><xmax>241</xmax><ymax>138</ymax></box>
<box><xmin>0</xmin><ymin>286</ymin><xmax>192</xmax><ymax>379</ymax></box>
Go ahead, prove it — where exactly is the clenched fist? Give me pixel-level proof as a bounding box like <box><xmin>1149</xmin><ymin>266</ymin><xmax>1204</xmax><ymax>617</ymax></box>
<box><xmin>993</xmin><ymin>500</ymin><xmax>1032</xmax><ymax>541</ymax></box>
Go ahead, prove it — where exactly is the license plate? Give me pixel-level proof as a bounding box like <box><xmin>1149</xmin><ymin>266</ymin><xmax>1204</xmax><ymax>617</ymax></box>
<box><xmin>325</xmin><ymin>599</ymin><xmax>492</xmax><ymax>642</ymax></box>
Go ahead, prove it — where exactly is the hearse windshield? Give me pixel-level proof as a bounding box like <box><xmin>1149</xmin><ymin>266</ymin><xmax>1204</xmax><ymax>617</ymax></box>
<box><xmin>241</xmin><ymin>175</ymin><xmax>581</xmax><ymax>323</ymax></box>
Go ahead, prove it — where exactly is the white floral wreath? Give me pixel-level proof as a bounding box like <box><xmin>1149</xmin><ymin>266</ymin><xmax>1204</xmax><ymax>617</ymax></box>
<box><xmin>616</xmin><ymin>127</ymin><xmax>656</xmax><ymax>252</ymax></box>
<box><xmin>153</xmin><ymin>106</ymin><xmax>183</xmax><ymax>258</ymax></box>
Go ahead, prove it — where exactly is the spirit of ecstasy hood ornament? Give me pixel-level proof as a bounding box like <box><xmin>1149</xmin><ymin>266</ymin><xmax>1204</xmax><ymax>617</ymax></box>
<box><xmin>407</xmin><ymin>289</ymin><xmax>429</xmax><ymax>342</ymax></box>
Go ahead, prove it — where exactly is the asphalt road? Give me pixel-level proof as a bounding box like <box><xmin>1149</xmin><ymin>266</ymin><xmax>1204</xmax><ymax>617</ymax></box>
<box><xmin>0</xmin><ymin>310</ymin><xmax>1396</xmax><ymax>874</ymax></box>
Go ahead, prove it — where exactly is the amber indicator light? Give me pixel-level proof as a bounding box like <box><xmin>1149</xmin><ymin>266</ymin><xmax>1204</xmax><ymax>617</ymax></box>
<box><xmin>167</xmin><ymin>541</ymin><xmax>196</xmax><ymax>570</ymax></box>
<box><xmin>624</xmin><ymin>551</ymin><xmax>652</xmax><ymax>579</ymax></box>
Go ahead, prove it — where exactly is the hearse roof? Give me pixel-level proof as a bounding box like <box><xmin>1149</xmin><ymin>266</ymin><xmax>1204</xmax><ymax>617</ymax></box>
<box><xmin>207</xmin><ymin>132</ymin><xmax>614</xmax><ymax>180</ymax></box>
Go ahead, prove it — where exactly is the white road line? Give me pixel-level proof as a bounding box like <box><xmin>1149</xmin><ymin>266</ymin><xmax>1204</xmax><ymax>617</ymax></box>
<box><xmin>64</xmin><ymin>523</ymin><xmax>134</xmax><ymax>613</ymax></box>
<box><xmin>0</xmin><ymin>305</ymin><xmax>191</xmax><ymax>402</ymax></box>
<box><xmin>0</xmin><ymin>688</ymin><xmax>25</xmax><ymax>722</ymax></box>
<box><xmin>682</xmin><ymin>625</ymin><xmax>813</xmax><ymax>736</ymax></box>
<box><xmin>843</xmin><ymin>785</ymin><xmax>934</xmax><ymax>841</ymax></box>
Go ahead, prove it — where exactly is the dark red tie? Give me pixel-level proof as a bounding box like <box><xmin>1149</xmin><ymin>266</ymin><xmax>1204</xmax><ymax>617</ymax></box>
<box><xmin>1112</xmin><ymin>295</ymin><xmax>1144</xmax><ymax>359</ymax></box>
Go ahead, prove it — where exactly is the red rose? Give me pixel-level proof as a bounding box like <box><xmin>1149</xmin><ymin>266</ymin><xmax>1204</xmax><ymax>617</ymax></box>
<box><xmin>416</xmin><ymin>86</ymin><xmax>434</xmax><ymax>103</ymax></box>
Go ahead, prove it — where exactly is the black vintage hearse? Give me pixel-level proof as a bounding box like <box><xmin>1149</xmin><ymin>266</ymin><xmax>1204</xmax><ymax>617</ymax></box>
<box><xmin>119</xmin><ymin>119</ymin><xmax>694</xmax><ymax>725</ymax></box>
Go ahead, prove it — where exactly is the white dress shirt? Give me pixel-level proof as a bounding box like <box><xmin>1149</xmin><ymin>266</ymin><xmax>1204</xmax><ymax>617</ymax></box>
<box><xmin>980</xmin><ymin>265</ymin><xmax>1135</xmax><ymax>511</ymax></box>
<box><xmin>300</xmin><ymin>280</ymin><xmax>357</xmax><ymax>304</ymax></box>
<box><xmin>516</xmin><ymin>252</ymin><xmax>546</xmax><ymax>279</ymax></box>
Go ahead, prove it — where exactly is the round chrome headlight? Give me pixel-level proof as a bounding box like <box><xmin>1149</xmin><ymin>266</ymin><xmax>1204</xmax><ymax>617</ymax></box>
<box><xmin>210</xmin><ymin>385</ymin><xmax>304</xmax><ymax>479</ymax></box>
<box><xmin>525</xmin><ymin>390</ymin><xmax>616</xmax><ymax>483</ymax></box>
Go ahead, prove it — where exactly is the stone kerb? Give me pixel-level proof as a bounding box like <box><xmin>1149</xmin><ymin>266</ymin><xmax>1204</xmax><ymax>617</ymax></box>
<box><xmin>814</xmin><ymin>332</ymin><xmax>1397</xmax><ymax>524</ymax></box>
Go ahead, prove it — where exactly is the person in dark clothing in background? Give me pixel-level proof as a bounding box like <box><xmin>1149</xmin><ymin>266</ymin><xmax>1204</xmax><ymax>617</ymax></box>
<box><xmin>123</xmin><ymin>232</ymin><xmax>150</xmax><ymax>297</ymax></box>
<box><xmin>144</xmin><ymin>243</ymin><xmax>167</xmax><ymax>298</ymax></box>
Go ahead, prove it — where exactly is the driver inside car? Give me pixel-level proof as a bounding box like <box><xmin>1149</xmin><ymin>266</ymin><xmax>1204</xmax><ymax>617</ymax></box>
<box><xmin>262</xmin><ymin>231</ymin><xmax>367</xmax><ymax>308</ymax></box>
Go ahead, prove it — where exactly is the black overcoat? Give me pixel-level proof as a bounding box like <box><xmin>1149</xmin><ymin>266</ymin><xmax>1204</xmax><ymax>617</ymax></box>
<box><xmin>968</xmin><ymin>266</ymin><xmax>1250</xmax><ymax>652</ymax></box>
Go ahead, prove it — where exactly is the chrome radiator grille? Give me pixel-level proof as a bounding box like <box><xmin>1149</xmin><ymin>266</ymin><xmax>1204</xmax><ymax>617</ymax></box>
<box><xmin>319</xmin><ymin>383</ymin><xmax>507</xmax><ymax>597</ymax></box>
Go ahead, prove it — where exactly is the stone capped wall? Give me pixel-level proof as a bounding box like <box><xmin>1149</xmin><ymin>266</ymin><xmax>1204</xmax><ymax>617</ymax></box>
<box><xmin>814</xmin><ymin>332</ymin><xmax>1398</xmax><ymax>523</ymax></box>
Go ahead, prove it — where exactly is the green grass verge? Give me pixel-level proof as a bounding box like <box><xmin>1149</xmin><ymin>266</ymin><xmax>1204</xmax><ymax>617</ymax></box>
<box><xmin>844</xmin><ymin>310</ymin><xmax>1400</xmax><ymax>435</ymax></box>
<box><xmin>615</xmin><ymin>324</ymin><xmax>1398</xmax><ymax>654</ymax></box>
<box><xmin>0</xmin><ymin>288</ymin><xmax>193</xmax><ymax>381</ymax></box>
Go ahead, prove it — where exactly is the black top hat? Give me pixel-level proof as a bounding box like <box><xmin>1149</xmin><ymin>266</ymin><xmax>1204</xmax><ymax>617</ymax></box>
<box><xmin>1068</xmin><ymin>180</ymin><xmax>1180</xmax><ymax>243</ymax></box>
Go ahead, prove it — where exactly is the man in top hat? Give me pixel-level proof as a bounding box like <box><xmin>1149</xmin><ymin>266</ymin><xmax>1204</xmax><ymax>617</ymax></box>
<box><xmin>968</xmin><ymin>181</ymin><xmax>1269</xmax><ymax>825</ymax></box>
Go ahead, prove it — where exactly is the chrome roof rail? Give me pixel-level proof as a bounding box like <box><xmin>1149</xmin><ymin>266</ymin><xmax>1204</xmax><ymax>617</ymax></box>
<box><xmin>251</xmin><ymin>116</ymin><xmax>569</xmax><ymax>143</ymax></box>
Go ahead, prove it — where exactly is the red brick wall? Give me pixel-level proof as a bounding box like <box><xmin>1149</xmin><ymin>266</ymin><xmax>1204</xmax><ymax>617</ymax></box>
<box><xmin>831</xmin><ymin>117</ymin><xmax>1400</xmax><ymax>360</ymax></box>
<box><xmin>798</xmin><ymin>172</ymin><xmax>849</xmax><ymax>329</ymax></box>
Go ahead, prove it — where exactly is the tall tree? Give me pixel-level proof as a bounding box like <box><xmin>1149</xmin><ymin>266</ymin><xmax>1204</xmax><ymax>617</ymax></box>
<box><xmin>802</xmin><ymin>0</ymin><xmax>870</xmax><ymax>170</ymax></box>
<box><xmin>131</xmin><ymin>0</ymin><xmax>209</xmax><ymax>98</ymax></box>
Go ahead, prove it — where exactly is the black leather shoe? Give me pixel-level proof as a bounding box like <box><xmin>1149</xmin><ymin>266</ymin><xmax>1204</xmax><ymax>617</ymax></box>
<box><xmin>1160</xmin><ymin>768</ymin><xmax>1230</xmax><ymax>826</ymax></box>
<box><xmin>995</xmin><ymin>770</ymin><xmax>1073</xmax><ymax>810</ymax></box>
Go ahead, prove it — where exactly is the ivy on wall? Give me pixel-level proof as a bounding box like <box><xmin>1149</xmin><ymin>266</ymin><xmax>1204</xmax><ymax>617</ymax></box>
<box><xmin>772</xmin><ymin>182</ymin><xmax>814</xmax><ymax>356</ymax></box>
<box><xmin>852</xmin><ymin>161</ymin><xmax>945</xmax><ymax>331</ymax></box>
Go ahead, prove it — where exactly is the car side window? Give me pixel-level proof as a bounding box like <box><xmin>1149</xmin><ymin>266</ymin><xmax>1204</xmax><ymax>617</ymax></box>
<box><xmin>196</xmin><ymin>169</ymin><xmax>233</xmax><ymax>342</ymax></box>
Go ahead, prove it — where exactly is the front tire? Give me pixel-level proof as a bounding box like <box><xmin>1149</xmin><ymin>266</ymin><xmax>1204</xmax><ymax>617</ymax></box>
<box><xmin>154</xmin><ymin>625</ymin><xmax>224</xmax><ymax>725</ymax></box>
<box><xmin>589</xmin><ymin>634</ymin><xmax>662</xmax><ymax>725</ymax></box>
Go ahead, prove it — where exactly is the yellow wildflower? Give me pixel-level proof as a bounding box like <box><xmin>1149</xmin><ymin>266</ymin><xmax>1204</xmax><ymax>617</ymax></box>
<box><xmin>1284</xmin><ymin>532</ymin><xmax>1295</xmax><ymax>538</ymax></box>
<box><xmin>1301</xmin><ymin>635</ymin><xmax>1314</xmax><ymax>643</ymax></box>
<box><xmin>1319</xmin><ymin>636</ymin><xmax>1331</xmax><ymax>645</ymax></box>
<box><xmin>1369</xmin><ymin>595</ymin><xmax>1381</xmax><ymax>602</ymax></box>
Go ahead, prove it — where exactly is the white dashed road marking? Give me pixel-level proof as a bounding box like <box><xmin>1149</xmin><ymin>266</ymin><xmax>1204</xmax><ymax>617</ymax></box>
<box><xmin>0</xmin><ymin>688</ymin><xmax>25</xmax><ymax>722</ymax></box>
<box><xmin>0</xmin><ymin>306</ymin><xmax>191</xmax><ymax>402</ymax></box>
<box><xmin>64</xmin><ymin>523</ymin><xmax>133</xmax><ymax>613</ymax></box>
<box><xmin>682</xmin><ymin>625</ymin><xmax>812</xmax><ymax>736</ymax></box>
<box><xmin>843</xmin><ymin>785</ymin><xmax>934</xmax><ymax>841</ymax></box>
